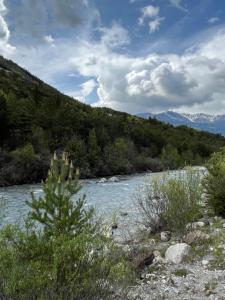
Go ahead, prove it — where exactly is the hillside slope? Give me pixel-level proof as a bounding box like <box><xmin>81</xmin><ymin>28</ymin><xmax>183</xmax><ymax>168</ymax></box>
<box><xmin>0</xmin><ymin>56</ymin><xmax>225</xmax><ymax>186</ymax></box>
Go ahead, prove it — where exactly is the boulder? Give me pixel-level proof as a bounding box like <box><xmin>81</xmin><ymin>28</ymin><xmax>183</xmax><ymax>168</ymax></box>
<box><xmin>186</xmin><ymin>221</ymin><xmax>205</xmax><ymax>230</ymax></box>
<box><xmin>108</xmin><ymin>176</ymin><xmax>119</xmax><ymax>182</ymax></box>
<box><xmin>165</xmin><ymin>243</ymin><xmax>190</xmax><ymax>264</ymax></box>
<box><xmin>160</xmin><ymin>231</ymin><xmax>171</xmax><ymax>242</ymax></box>
<box><xmin>184</xmin><ymin>230</ymin><xmax>210</xmax><ymax>245</ymax></box>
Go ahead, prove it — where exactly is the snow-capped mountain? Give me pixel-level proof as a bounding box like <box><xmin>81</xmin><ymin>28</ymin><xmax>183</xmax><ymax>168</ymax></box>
<box><xmin>137</xmin><ymin>111</ymin><xmax>225</xmax><ymax>136</ymax></box>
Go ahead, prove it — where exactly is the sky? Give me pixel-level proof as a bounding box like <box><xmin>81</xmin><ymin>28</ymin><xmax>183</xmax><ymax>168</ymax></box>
<box><xmin>1</xmin><ymin>0</ymin><xmax>225</xmax><ymax>114</ymax></box>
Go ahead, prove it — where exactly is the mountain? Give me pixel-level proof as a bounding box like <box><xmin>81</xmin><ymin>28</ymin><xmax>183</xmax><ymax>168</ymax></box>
<box><xmin>1</xmin><ymin>56</ymin><xmax>225</xmax><ymax>186</ymax></box>
<box><xmin>138</xmin><ymin>111</ymin><xmax>225</xmax><ymax>136</ymax></box>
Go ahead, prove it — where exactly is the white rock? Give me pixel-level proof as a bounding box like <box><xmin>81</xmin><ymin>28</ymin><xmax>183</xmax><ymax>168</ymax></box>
<box><xmin>202</xmin><ymin>260</ymin><xmax>209</xmax><ymax>266</ymax></box>
<box><xmin>222</xmin><ymin>223</ymin><xmax>225</xmax><ymax>228</ymax></box>
<box><xmin>160</xmin><ymin>231</ymin><xmax>171</xmax><ymax>242</ymax></box>
<box><xmin>98</xmin><ymin>178</ymin><xmax>107</xmax><ymax>183</ymax></box>
<box><xmin>186</xmin><ymin>221</ymin><xmax>205</xmax><ymax>230</ymax></box>
<box><xmin>165</xmin><ymin>243</ymin><xmax>191</xmax><ymax>264</ymax></box>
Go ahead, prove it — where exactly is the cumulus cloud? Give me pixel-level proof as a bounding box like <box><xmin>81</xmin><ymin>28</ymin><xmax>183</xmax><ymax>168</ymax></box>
<box><xmin>67</xmin><ymin>28</ymin><xmax>225</xmax><ymax>114</ymax></box>
<box><xmin>208</xmin><ymin>17</ymin><xmax>219</xmax><ymax>24</ymax></box>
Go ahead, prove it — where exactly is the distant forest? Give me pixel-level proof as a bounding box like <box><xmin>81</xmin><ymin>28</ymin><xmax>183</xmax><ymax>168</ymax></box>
<box><xmin>0</xmin><ymin>56</ymin><xmax>225</xmax><ymax>186</ymax></box>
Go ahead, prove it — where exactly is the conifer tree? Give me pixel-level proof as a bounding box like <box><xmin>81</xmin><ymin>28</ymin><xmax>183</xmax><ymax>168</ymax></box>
<box><xmin>27</xmin><ymin>152</ymin><xmax>94</xmax><ymax>236</ymax></box>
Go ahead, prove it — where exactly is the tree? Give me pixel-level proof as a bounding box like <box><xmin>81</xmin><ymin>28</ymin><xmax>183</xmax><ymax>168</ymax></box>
<box><xmin>161</xmin><ymin>144</ymin><xmax>181</xmax><ymax>169</ymax></box>
<box><xmin>88</xmin><ymin>129</ymin><xmax>101</xmax><ymax>168</ymax></box>
<box><xmin>27</xmin><ymin>153</ymin><xmax>94</xmax><ymax>236</ymax></box>
<box><xmin>204</xmin><ymin>148</ymin><xmax>225</xmax><ymax>217</ymax></box>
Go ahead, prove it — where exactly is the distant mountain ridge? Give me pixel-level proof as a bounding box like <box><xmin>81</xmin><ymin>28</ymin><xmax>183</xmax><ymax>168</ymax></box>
<box><xmin>138</xmin><ymin>111</ymin><xmax>225</xmax><ymax>136</ymax></box>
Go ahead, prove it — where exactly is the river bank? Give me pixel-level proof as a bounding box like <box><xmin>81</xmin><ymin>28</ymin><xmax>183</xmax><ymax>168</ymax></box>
<box><xmin>115</xmin><ymin>211</ymin><xmax>225</xmax><ymax>299</ymax></box>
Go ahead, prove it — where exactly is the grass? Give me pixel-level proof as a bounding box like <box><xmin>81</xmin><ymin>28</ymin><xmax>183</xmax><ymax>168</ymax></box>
<box><xmin>173</xmin><ymin>268</ymin><xmax>189</xmax><ymax>277</ymax></box>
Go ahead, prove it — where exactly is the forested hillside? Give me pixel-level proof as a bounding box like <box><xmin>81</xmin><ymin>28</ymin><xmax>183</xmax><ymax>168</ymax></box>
<box><xmin>0</xmin><ymin>56</ymin><xmax>225</xmax><ymax>186</ymax></box>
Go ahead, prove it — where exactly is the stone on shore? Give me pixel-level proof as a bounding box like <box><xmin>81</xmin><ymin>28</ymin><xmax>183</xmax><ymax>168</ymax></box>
<box><xmin>184</xmin><ymin>230</ymin><xmax>210</xmax><ymax>245</ymax></box>
<box><xmin>160</xmin><ymin>231</ymin><xmax>171</xmax><ymax>242</ymax></box>
<box><xmin>165</xmin><ymin>243</ymin><xmax>191</xmax><ymax>264</ymax></box>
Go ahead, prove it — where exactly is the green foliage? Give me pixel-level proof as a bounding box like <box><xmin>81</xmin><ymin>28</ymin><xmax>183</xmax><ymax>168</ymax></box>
<box><xmin>161</xmin><ymin>144</ymin><xmax>181</xmax><ymax>169</ymax></box>
<box><xmin>0</xmin><ymin>225</ymin><xmax>132</xmax><ymax>299</ymax></box>
<box><xmin>162</xmin><ymin>168</ymin><xmax>203</xmax><ymax>235</ymax></box>
<box><xmin>0</xmin><ymin>153</ymin><xmax>134</xmax><ymax>299</ymax></box>
<box><xmin>11</xmin><ymin>143</ymin><xmax>38</xmax><ymax>163</ymax></box>
<box><xmin>27</xmin><ymin>153</ymin><xmax>94</xmax><ymax>236</ymax></box>
<box><xmin>137</xmin><ymin>167</ymin><xmax>203</xmax><ymax>235</ymax></box>
<box><xmin>204</xmin><ymin>147</ymin><xmax>225</xmax><ymax>217</ymax></box>
<box><xmin>0</xmin><ymin>55</ymin><xmax>225</xmax><ymax>185</ymax></box>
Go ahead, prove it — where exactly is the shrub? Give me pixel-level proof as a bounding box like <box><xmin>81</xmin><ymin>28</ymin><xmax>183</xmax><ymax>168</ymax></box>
<box><xmin>136</xmin><ymin>167</ymin><xmax>203</xmax><ymax>235</ymax></box>
<box><xmin>204</xmin><ymin>147</ymin><xmax>225</xmax><ymax>217</ymax></box>
<box><xmin>0</xmin><ymin>153</ymin><xmax>134</xmax><ymax>299</ymax></box>
<box><xmin>0</xmin><ymin>225</ymin><xmax>132</xmax><ymax>300</ymax></box>
<box><xmin>26</xmin><ymin>152</ymin><xmax>94</xmax><ymax>237</ymax></box>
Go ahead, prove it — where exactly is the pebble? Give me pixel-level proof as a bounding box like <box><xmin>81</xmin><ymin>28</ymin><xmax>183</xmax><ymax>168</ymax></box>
<box><xmin>202</xmin><ymin>260</ymin><xmax>209</xmax><ymax>266</ymax></box>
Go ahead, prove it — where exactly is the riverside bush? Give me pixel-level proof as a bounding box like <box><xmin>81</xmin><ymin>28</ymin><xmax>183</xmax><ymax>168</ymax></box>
<box><xmin>204</xmin><ymin>147</ymin><xmax>225</xmax><ymax>217</ymax></box>
<box><xmin>137</xmin><ymin>167</ymin><xmax>203</xmax><ymax>235</ymax></box>
<box><xmin>0</xmin><ymin>153</ymin><xmax>134</xmax><ymax>299</ymax></box>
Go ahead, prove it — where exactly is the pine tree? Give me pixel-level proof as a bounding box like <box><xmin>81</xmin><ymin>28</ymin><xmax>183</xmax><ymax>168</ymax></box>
<box><xmin>27</xmin><ymin>152</ymin><xmax>94</xmax><ymax>236</ymax></box>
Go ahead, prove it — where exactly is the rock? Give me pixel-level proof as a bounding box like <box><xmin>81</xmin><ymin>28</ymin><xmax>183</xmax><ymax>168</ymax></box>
<box><xmin>98</xmin><ymin>178</ymin><xmax>107</xmax><ymax>183</ymax></box>
<box><xmin>202</xmin><ymin>260</ymin><xmax>209</xmax><ymax>266</ymax></box>
<box><xmin>160</xmin><ymin>231</ymin><xmax>171</xmax><ymax>242</ymax></box>
<box><xmin>111</xmin><ymin>223</ymin><xmax>118</xmax><ymax>230</ymax></box>
<box><xmin>222</xmin><ymin>223</ymin><xmax>225</xmax><ymax>228</ymax></box>
<box><xmin>199</xmin><ymin>218</ymin><xmax>210</xmax><ymax>226</ymax></box>
<box><xmin>108</xmin><ymin>176</ymin><xmax>119</xmax><ymax>182</ymax></box>
<box><xmin>184</xmin><ymin>230</ymin><xmax>210</xmax><ymax>245</ymax></box>
<box><xmin>138</xmin><ymin>253</ymin><xmax>155</xmax><ymax>269</ymax></box>
<box><xmin>186</xmin><ymin>221</ymin><xmax>205</xmax><ymax>230</ymax></box>
<box><xmin>153</xmin><ymin>250</ymin><xmax>166</xmax><ymax>264</ymax></box>
<box><xmin>120</xmin><ymin>211</ymin><xmax>128</xmax><ymax>217</ymax></box>
<box><xmin>165</xmin><ymin>243</ymin><xmax>191</xmax><ymax>264</ymax></box>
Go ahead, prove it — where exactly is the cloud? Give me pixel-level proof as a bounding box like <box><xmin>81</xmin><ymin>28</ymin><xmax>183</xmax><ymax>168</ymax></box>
<box><xmin>139</xmin><ymin>5</ymin><xmax>159</xmax><ymax>25</ymax></box>
<box><xmin>67</xmin><ymin>27</ymin><xmax>225</xmax><ymax>114</ymax></box>
<box><xmin>80</xmin><ymin>79</ymin><xmax>97</xmax><ymax>97</ymax></box>
<box><xmin>149</xmin><ymin>17</ymin><xmax>165</xmax><ymax>33</ymax></box>
<box><xmin>99</xmin><ymin>22</ymin><xmax>130</xmax><ymax>49</ymax></box>
<box><xmin>0</xmin><ymin>0</ymin><xmax>15</xmax><ymax>55</ymax></box>
<box><xmin>208</xmin><ymin>17</ymin><xmax>219</xmax><ymax>24</ymax></box>
<box><xmin>8</xmin><ymin>0</ymin><xmax>100</xmax><ymax>45</ymax></box>
<box><xmin>43</xmin><ymin>35</ymin><xmax>55</xmax><ymax>45</ymax></box>
<box><xmin>169</xmin><ymin>0</ymin><xmax>188</xmax><ymax>12</ymax></box>
<box><xmin>139</xmin><ymin>5</ymin><xmax>164</xmax><ymax>34</ymax></box>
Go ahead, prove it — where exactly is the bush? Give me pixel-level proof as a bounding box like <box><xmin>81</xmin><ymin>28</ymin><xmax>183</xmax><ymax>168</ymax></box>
<box><xmin>0</xmin><ymin>153</ymin><xmax>134</xmax><ymax>299</ymax></box>
<box><xmin>204</xmin><ymin>147</ymin><xmax>225</xmax><ymax>217</ymax></box>
<box><xmin>136</xmin><ymin>167</ymin><xmax>203</xmax><ymax>235</ymax></box>
<box><xmin>0</xmin><ymin>225</ymin><xmax>132</xmax><ymax>299</ymax></box>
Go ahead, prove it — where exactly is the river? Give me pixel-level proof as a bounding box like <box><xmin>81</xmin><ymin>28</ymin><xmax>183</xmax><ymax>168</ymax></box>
<box><xmin>0</xmin><ymin>168</ymin><xmax>205</xmax><ymax>228</ymax></box>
